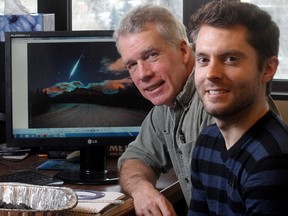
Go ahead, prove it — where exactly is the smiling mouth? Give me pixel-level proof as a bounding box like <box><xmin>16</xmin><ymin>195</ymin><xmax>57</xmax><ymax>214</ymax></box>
<box><xmin>146</xmin><ymin>81</ymin><xmax>164</xmax><ymax>92</ymax></box>
<box><xmin>208</xmin><ymin>90</ymin><xmax>228</xmax><ymax>95</ymax></box>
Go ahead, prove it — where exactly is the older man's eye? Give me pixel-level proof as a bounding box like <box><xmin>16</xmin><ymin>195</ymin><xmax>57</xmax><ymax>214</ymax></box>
<box><xmin>145</xmin><ymin>51</ymin><xmax>159</xmax><ymax>62</ymax></box>
<box><xmin>126</xmin><ymin>62</ymin><xmax>137</xmax><ymax>73</ymax></box>
<box><xmin>196</xmin><ymin>56</ymin><xmax>209</xmax><ymax>66</ymax></box>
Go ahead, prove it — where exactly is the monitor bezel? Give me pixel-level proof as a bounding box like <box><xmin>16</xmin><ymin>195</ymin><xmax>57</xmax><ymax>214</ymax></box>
<box><xmin>5</xmin><ymin>30</ymin><xmax>143</xmax><ymax>150</ymax></box>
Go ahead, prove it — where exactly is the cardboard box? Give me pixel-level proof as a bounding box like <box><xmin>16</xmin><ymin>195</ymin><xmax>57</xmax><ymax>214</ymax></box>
<box><xmin>0</xmin><ymin>13</ymin><xmax>55</xmax><ymax>41</ymax></box>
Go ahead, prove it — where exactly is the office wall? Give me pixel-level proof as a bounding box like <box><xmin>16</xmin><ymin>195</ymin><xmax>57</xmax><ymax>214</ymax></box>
<box><xmin>275</xmin><ymin>100</ymin><xmax>288</xmax><ymax>124</ymax></box>
<box><xmin>37</xmin><ymin>0</ymin><xmax>71</xmax><ymax>31</ymax></box>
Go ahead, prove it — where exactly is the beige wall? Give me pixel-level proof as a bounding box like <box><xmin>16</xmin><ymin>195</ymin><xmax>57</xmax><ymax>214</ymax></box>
<box><xmin>275</xmin><ymin>100</ymin><xmax>288</xmax><ymax>123</ymax></box>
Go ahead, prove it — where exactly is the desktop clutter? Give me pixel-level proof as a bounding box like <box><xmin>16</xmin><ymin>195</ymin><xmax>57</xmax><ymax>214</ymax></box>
<box><xmin>0</xmin><ymin>182</ymin><xmax>124</xmax><ymax>215</ymax></box>
<box><xmin>0</xmin><ymin>144</ymin><xmax>125</xmax><ymax>215</ymax></box>
<box><xmin>0</xmin><ymin>182</ymin><xmax>77</xmax><ymax>215</ymax></box>
<box><xmin>0</xmin><ymin>143</ymin><xmax>30</xmax><ymax>161</ymax></box>
<box><xmin>0</xmin><ymin>181</ymin><xmax>124</xmax><ymax>215</ymax></box>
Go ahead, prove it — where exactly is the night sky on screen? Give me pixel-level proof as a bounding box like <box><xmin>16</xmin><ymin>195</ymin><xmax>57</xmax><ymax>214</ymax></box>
<box><xmin>27</xmin><ymin>41</ymin><xmax>128</xmax><ymax>90</ymax></box>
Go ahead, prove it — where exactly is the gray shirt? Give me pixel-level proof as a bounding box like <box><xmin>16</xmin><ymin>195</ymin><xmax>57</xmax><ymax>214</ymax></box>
<box><xmin>118</xmin><ymin>74</ymin><xmax>214</xmax><ymax>204</ymax></box>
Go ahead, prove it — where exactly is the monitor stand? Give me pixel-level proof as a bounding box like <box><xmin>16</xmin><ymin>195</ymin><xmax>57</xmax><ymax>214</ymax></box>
<box><xmin>55</xmin><ymin>145</ymin><xmax>118</xmax><ymax>184</ymax></box>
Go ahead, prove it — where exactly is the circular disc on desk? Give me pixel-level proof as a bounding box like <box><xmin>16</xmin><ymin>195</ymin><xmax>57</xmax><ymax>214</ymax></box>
<box><xmin>74</xmin><ymin>189</ymin><xmax>105</xmax><ymax>200</ymax></box>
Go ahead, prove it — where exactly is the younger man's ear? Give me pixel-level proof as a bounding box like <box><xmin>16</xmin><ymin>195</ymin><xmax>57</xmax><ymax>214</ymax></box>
<box><xmin>262</xmin><ymin>56</ymin><xmax>279</xmax><ymax>84</ymax></box>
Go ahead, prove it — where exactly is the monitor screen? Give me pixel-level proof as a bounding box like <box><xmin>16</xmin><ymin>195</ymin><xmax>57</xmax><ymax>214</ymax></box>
<box><xmin>5</xmin><ymin>30</ymin><xmax>153</xmax><ymax>184</ymax></box>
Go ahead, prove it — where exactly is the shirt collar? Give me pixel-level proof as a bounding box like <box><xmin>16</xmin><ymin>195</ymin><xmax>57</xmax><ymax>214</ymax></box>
<box><xmin>175</xmin><ymin>71</ymin><xmax>196</xmax><ymax>108</ymax></box>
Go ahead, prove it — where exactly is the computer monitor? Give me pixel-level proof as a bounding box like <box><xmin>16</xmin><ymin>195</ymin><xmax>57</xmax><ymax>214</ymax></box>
<box><xmin>5</xmin><ymin>30</ymin><xmax>153</xmax><ymax>184</ymax></box>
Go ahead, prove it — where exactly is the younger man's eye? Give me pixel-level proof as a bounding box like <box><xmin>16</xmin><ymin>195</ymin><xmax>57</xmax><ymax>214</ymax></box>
<box><xmin>225</xmin><ymin>56</ymin><xmax>238</xmax><ymax>64</ymax></box>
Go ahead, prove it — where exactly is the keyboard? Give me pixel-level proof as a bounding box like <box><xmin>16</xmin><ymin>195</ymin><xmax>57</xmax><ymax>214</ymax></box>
<box><xmin>0</xmin><ymin>170</ymin><xmax>64</xmax><ymax>185</ymax></box>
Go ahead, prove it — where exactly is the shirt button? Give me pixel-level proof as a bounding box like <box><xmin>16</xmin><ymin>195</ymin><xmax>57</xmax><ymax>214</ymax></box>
<box><xmin>185</xmin><ymin>177</ymin><xmax>189</xmax><ymax>183</ymax></box>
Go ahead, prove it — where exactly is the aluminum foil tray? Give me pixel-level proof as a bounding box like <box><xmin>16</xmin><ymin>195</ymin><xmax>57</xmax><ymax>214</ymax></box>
<box><xmin>0</xmin><ymin>182</ymin><xmax>78</xmax><ymax>216</ymax></box>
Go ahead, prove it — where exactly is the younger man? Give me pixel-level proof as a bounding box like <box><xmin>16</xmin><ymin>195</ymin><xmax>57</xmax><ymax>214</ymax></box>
<box><xmin>188</xmin><ymin>1</ymin><xmax>288</xmax><ymax>215</ymax></box>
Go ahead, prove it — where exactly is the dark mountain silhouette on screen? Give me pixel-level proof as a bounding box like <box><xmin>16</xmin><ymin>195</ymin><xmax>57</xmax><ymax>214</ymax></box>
<box><xmin>29</xmin><ymin>77</ymin><xmax>152</xmax><ymax>118</ymax></box>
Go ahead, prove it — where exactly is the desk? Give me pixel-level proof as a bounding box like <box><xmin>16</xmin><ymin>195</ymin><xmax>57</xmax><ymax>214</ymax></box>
<box><xmin>0</xmin><ymin>153</ymin><xmax>184</xmax><ymax>215</ymax></box>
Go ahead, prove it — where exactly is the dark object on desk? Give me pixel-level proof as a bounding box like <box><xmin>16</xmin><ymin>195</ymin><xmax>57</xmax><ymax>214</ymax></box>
<box><xmin>0</xmin><ymin>200</ymin><xmax>32</xmax><ymax>209</ymax></box>
<box><xmin>0</xmin><ymin>170</ymin><xmax>64</xmax><ymax>185</ymax></box>
<box><xmin>36</xmin><ymin>150</ymin><xmax>71</xmax><ymax>159</ymax></box>
<box><xmin>47</xmin><ymin>150</ymin><xmax>70</xmax><ymax>159</ymax></box>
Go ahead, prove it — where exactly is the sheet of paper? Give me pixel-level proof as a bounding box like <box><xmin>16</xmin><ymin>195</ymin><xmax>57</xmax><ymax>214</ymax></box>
<box><xmin>67</xmin><ymin>190</ymin><xmax>125</xmax><ymax>215</ymax></box>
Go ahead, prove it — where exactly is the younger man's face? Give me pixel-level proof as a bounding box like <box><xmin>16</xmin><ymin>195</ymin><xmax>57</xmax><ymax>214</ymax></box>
<box><xmin>193</xmin><ymin>24</ymin><xmax>270</xmax><ymax>119</ymax></box>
